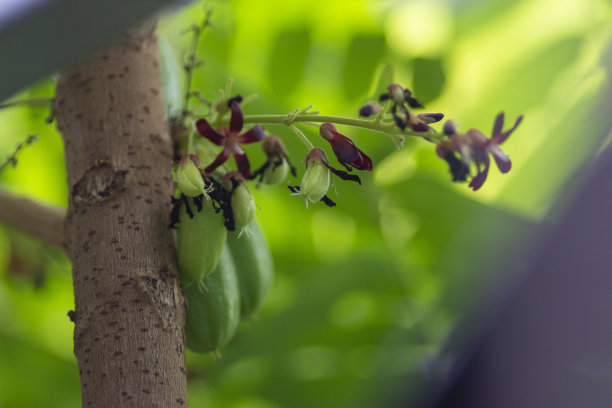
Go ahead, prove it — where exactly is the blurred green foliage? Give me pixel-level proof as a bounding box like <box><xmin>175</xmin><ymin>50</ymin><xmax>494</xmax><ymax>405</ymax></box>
<box><xmin>1</xmin><ymin>0</ymin><xmax>612</xmax><ymax>406</ymax></box>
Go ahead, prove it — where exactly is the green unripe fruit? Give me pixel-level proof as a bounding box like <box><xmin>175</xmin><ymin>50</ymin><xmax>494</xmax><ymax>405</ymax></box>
<box><xmin>298</xmin><ymin>161</ymin><xmax>329</xmax><ymax>204</ymax></box>
<box><xmin>231</xmin><ymin>182</ymin><xmax>256</xmax><ymax>228</ymax></box>
<box><xmin>177</xmin><ymin>198</ymin><xmax>227</xmax><ymax>282</ymax></box>
<box><xmin>262</xmin><ymin>158</ymin><xmax>289</xmax><ymax>186</ymax></box>
<box><xmin>183</xmin><ymin>244</ymin><xmax>241</xmax><ymax>353</ymax></box>
<box><xmin>227</xmin><ymin>218</ymin><xmax>273</xmax><ymax>319</ymax></box>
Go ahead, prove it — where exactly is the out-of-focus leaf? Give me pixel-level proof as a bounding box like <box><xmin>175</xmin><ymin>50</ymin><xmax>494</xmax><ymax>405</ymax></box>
<box><xmin>342</xmin><ymin>35</ymin><xmax>386</xmax><ymax>100</ymax></box>
<box><xmin>0</xmin><ymin>333</ymin><xmax>79</xmax><ymax>407</ymax></box>
<box><xmin>369</xmin><ymin>63</ymin><xmax>394</xmax><ymax>100</ymax></box>
<box><xmin>267</xmin><ymin>29</ymin><xmax>311</xmax><ymax>97</ymax></box>
<box><xmin>158</xmin><ymin>33</ymin><xmax>185</xmax><ymax>117</ymax></box>
<box><xmin>412</xmin><ymin>57</ymin><xmax>445</xmax><ymax>104</ymax></box>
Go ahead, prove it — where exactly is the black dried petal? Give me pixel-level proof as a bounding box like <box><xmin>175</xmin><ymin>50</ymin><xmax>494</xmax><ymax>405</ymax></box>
<box><xmin>407</xmin><ymin>96</ymin><xmax>423</xmax><ymax>109</ymax></box>
<box><xmin>321</xmin><ymin>195</ymin><xmax>336</xmax><ymax>207</ymax></box>
<box><xmin>227</xmin><ymin>94</ymin><xmax>243</xmax><ymax>107</ymax></box>
<box><xmin>323</xmin><ymin>162</ymin><xmax>362</xmax><ymax>185</ymax></box>
<box><xmin>443</xmin><ymin>152</ymin><xmax>470</xmax><ymax>182</ymax></box>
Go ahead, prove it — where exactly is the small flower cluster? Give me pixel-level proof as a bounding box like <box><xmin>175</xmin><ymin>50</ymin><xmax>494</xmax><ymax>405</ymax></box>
<box><xmin>436</xmin><ymin>113</ymin><xmax>523</xmax><ymax>190</ymax></box>
<box><xmin>360</xmin><ymin>83</ymin><xmax>444</xmax><ymax>133</ymax></box>
<box><xmin>171</xmin><ymin>80</ymin><xmax>524</xmax><ymax>231</ymax></box>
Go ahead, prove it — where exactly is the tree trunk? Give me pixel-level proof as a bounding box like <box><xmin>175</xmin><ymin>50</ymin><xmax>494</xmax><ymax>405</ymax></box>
<box><xmin>54</xmin><ymin>19</ymin><xmax>188</xmax><ymax>407</ymax></box>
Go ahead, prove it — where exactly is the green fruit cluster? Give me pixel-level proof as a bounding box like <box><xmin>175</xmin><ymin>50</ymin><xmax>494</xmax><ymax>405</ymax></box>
<box><xmin>176</xmin><ymin>203</ymin><xmax>273</xmax><ymax>354</ymax></box>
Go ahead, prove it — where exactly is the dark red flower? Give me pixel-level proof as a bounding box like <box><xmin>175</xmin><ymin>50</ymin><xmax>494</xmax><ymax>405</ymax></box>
<box><xmin>319</xmin><ymin>123</ymin><xmax>373</xmax><ymax>171</ymax></box>
<box><xmin>437</xmin><ymin>113</ymin><xmax>523</xmax><ymax>191</ymax></box>
<box><xmin>196</xmin><ymin>101</ymin><xmax>265</xmax><ymax>177</ymax></box>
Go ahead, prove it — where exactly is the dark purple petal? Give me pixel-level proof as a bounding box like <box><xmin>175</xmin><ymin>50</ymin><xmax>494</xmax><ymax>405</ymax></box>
<box><xmin>238</xmin><ymin>125</ymin><xmax>266</xmax><ymax>144</ymax></box>
<box><xmin>227</xmin><ymin>94</ymin><xmax>243</xmax><ymax>107</ymax></box>
<box><xmin>409</xmin><ymin>121</ymin><xmax>430</xmax><ymax>132</ymax></box>
<box><xmin>468</xmin><ymin>156</ymin><xmax>490</xmax><ymax>191</ymax></box>
<box><xmin>492</xmin><ymin>112</ymin><xmax>505</xmax><ymax>138</ymax></box>
<box><xmin>359</xmin><ymin>103</ymin><xmax>379</xmax><ymax>117</ymax></box>
<box><xmin>418</xmin><ymin>113</ymin><xmax>444</xmax><ymax>124</ymax></box>
<box><xmin>204</xmin><ymin>148</ymin><xmax>231</xmax><ymax>174</ymax></box>
<box><xmin>196</xmin><ymin>119</ymin><xmax>225</xmax><ymax>146</ymax></box>
<box><xmin>443</xmin><ymin>120</ymin><xmax>458</xmax><ymax>136</ymax></box>
<box><xmin>321</xmin><ymin>195</ymin><xmax>336</xmax><ymax>207</ymax></box>
<box><xmin>229</xmin><ymin>101</ymin><xmax>244</xmax><ymax>133</ymax></box>
<box><xmin>328</xmin><ymin>134</ymin><xmax>373</xmax><ymax>171</ymax></box>
<box><xmin>407</xmin><ymin>96</ymin><xmax>424</xmax><ymax>109</ymax></box>
<box><xmin>391</xmin><ymin>104</ymin><xmax>406</xmax><ymax>130</ymax></box>
<box><xmin>440</xmin><ymin>151</ymin><xmax>470</xmax><ymax>182</ymax></box>
<box><xmin>493</xmin><ymin>114</ymin><xmax>523</xmax><ymax>145</ymax></box>
<box><xmin>329</xmin><ymin>134</ymin><xmax>359</xmax><ymax>163</ymax></box>
<box><xmin>233</xmin><ymin>151</ymin><xmax>251</xmax><ymax>177</ymax></box>
<box><xmin>323</xmin><ymin>162</ymin><xmax>362</xmax><ymax>184</ymax></box>
<box><xmin>489</xmin><ymin>145</ymin><xmax>512</xmax><ymax>173</ymax></box>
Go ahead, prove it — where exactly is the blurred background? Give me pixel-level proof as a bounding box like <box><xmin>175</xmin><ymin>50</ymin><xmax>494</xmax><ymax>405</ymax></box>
<box><xmin>0</xmin><ymin>0</ymin><xmax>611</xmax><ymax>406</ymax></box>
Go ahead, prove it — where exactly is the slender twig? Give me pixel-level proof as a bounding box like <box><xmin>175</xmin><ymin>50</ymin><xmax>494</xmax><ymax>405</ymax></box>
<box><xmin>0</xmin><ymin>134</ymin><xmax>38</xmax><ymax>173</ymax></box>
<box><xmin>0</xmin><ymin>98</ymin><xmax>53</xmax><ymax>110</ymax></box>
<box><xmin>0</xmin><ymin>189</ymin><xmax>67</xmax><ymax>251</ymax></box>
<box><xmin>179</xmin><ymin>7</ymin><xmax>213</xmax><ymax>124</ymax></box>
<box><xmin>215</xmin><ymin>112</ymin><xmax>441</xmax><ymax>147</ymax></box>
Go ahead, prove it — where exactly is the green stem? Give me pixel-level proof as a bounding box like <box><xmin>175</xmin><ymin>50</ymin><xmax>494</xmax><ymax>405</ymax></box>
<box><xmin>187</xmin><ymin>124</ymin><xmax>195</xmax><ymax>155</ymax></box>
<box><xmin>218</xmin><ymin>113</ymin><xmax>443</xmax><ymax>145</ymax></box>
<box><xmin>288</xmin><ymin>125</ymin><xmax>314</xmax><ymax>150</ymax></box>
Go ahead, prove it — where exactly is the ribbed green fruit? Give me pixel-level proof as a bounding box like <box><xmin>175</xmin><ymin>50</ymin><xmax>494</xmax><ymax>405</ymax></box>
<box><xmin>177</xmin><ymin>198</ymin><xmax>226</xmax><ymax>282</ymax></box>
<box><xmin>226</xmin><ymin>218</ymin><xmax>273</xmax><ymax>319</ymax></box>
<box><xmin>183</xmin><ymin>244</ymin><xmax>240</xmax><ymax>353</ymax></box>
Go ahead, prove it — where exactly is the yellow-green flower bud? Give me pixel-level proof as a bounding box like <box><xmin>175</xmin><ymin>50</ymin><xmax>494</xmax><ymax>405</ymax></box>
<box><xmin>388</xmin><ymin>83</ymin><xmax>405</xmax><ymax>104</ymax></box>
<box><xmin>293</xmin><ymin>148</ymin><xmax>330</xmax><ymax>206</ymax></box>
<box><xmin>177</xmin><ymin>155</ymin><xmax>206</xmax><ymax>197</ymax></box>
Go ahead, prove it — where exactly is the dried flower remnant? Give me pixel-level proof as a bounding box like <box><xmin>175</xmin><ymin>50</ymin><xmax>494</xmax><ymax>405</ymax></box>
<box><xmin>437</xmin><ymin>112</ymin><xmax>523</xmax><ymax>191</ymax></box>
<box><xmin>319</xmin><ymin>123</ymin><xmax>373</xmax><ymax>171</ymax></box>
<box><xmin>379</xmin><ymin>83</ymin><xmax>443</xmax><ymax>133</ymax></box>
<box><xmin>196</xmin><ymin>101</ymin><xmax>265</xmax><ymax>177</ymax></box>
<box><xmin>250</xmin><ymin>134</ymin><xmax>296</xmax><ymax>186</ymax></box>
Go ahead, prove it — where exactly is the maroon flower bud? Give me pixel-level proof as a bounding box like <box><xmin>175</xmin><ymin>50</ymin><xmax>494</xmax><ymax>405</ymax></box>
<box><xmin>319</xmin><ymin>123</ymin><xmax>373</xmax><ymax>171</ymax></box>
<box><xmin>418</xmin><ymin>113</ymin><xmax>444</xmax><ymax>124</ymax></box>
<box><xmin>358</xmin><ymin>102</ymin><xmax>381</xmax><ymax>117</ymax></box>
<box><xmin>250</xmin><ymin>134</ymin><xmax>297</xmax><ymax>185</ymax></box>
<box><xmin>443</xmin><ymin>120</ymin><xmax>458</xmax><ymax>136</ymax></box>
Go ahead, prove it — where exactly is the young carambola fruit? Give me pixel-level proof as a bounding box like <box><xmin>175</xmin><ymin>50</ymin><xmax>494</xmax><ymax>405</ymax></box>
<box><xmin>226</xmin><ymin>217</ymin><xmax>273</xmax><ymax>319</ymax></box>
<box><xmin>183</xmin><ymin>244</ymin><xmax>241</xmax><ymax>353</ymax></box>
<box><xmin>231</xmin><ymin>181</ymin><xmax>256</xmax><ymax>228</ymax></box>
<box><xmin>177</xmin><ymin>197</ymin><xmax>227</xmax><ymax>282</ymax></box>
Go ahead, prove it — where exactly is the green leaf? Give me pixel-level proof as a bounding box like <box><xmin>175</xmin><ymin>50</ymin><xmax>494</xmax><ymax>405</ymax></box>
<box><xmin>267</xmin><ymin>29</ymin><xmax>311</xmax><ymax>97</ymax></box>
<box><xmin>412</xmin><ymin>57</ymin><xmax>445</xmax><ymax>104</ymax></box>
<box><xmin>342</xmin><ymin>35</ymin><xmax>386</xmax><ymax>100</ymax></box>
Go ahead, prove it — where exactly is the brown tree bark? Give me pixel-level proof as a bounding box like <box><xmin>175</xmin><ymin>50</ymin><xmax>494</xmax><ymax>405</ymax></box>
<box><xmin>54</xmin><ymin>20</ymin><xmax>188</xmax><ymax>407</ymax></box>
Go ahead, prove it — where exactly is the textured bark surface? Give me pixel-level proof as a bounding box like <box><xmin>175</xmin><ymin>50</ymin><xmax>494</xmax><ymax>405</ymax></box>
<box><xmin>54</xmin><ymin>21</ymin><xmax>188</xmax><ymax>407</ymax></box>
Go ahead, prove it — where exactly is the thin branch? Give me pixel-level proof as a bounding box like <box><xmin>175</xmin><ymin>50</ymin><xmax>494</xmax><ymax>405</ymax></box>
<box><xmin>0</xmin><ymin>189</ymin><xmax>67</xmax><ymax>251</ymax></box>
<box><xmin>0</xmin><ymin>134</ymin><xmax>38</xmax><ymax>173</ymax></box>
<box><xmin>0</xmin><ymin>97</ymin><xmax>53</xmax><ymax>110</ymax></box>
